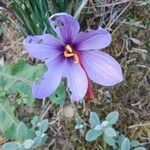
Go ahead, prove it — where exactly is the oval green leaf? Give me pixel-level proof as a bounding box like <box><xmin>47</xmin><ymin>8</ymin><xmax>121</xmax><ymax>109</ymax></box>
<box><xmin>106</xmin><ymin>111</ymin><xmax>119</xmax><ymax>125</ymax></box>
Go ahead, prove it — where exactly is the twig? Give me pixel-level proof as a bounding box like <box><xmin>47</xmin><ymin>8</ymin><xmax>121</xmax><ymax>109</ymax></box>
<box><xmin>107</xmin><ymin>0</ymin><xmax>132</xmax><ymax>29</ymax></box>
<box><xmin>49</xmin><ymin>118</ymin><xmax>59</xmax><ymax>125</ymax></box>
<box><xmin>89</xmin><ymin>0</ymin><xmax>97</xmax><ymax>14</ymax></box>
<box><xmin>74</xmin><ymin>0</ymin><xmax>88</xmax><ymax>19</ymax></box>
<box><xmin>96</xmin><ymin>0</ymin><xmax>131</xmax><ymax>8</ymax></box>
<box><xmin>48</xmin><ymin>139</ymin><xmax>56</xmax><ymax>148</ymax></box>
<box><xmin>40</xmin><ymin>103</ymin><xmax>52</xmax><ymax>119</ymax></box>
<box><xmin>129</xmin><ymin>123</ymin><xmax>150</xmax><ymax>129</ymax></box>
<box><xmin>82</xmin><ymin>99</ymin><xmax>86</xmax><ymax>113</ymax></box>
<box><xmin>0</xmin><ymin>2</ymin><xmax>16</xmax><ymax>17</ymax></box>
<box><xmin>42</xmin><ymin>98</ymin><xmax>46</xmax><ymax>109</ymax></box>
<box><xmin>136</xmin><ymin>65</ymin><xmax>150</xmax><ymax>70</ymax></box>
<box><xmin>116</xmin><ymin>38</ymin><xmax>126</xmax><ymax>57</ymax></box>
<box><xmin>112</xmin><ymin>19</ymin><xmax>125</xmax><ymax>35</ymax></box>
<box><xmin>40</xmin><ymin>99</ymin><xmax>50</xmax><ymax>115</ymax></box>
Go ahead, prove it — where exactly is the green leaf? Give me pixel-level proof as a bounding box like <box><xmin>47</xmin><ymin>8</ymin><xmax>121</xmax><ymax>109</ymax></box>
<box><xmin>101</xmin><ymin>121</ymin><xmax>109</xmax><ymax>128</ymax></box>
<box><xmin>75</xmin><ymin>124</ymin><xmax>84</xmax><ymax>130</ymax></box>
<box><xmin>10</xmin><ymin>0</ymin><xmax>52</xmax><ymax>35</ymax></box>
<box><xmin>32</xmin><ymin>136</ymin><xmax>42</xmax><ymax>148</ymax></box>
<box><xmin>4</xmin><ymin>123</ymin><xmax>17</xmax><ymax>139</ymax></box>
<box><xmin>76</xmin><ymin>116</ymin><xmax>82</xmax><ymax>125</ymax></box>
<box><xmin>121</xmin><ymin>137</ymin><xmax>131</xmax><ymax>150</ymax></box>
<box><xmin>50</xmin><ymin>81</ymin><xmax>66</xmax><ymax>105</ymax></box>
<box><xmin>37</xmin><ymin>119</ymin><xmax>49</xmax><ymax>132</ymax></box>
<box><xmin>32</xmin><ymin>131</ymin><xmax>48</xmax><ymax>148</ymax></box>
<box><xmin>26</xmin><ymin>128</ymin><xmax>36</xmax><ymax>139</ymax></box>
<box><xmin>131</xmin><ymin>140</ymin><xmax>141</xmax><ymax>148</ymax></box>
<box><xmin>31</xmin><ymin>116</ymin><xmax>39</xmax><ymax>128</ymax></box>
<box><xmin>0</xmin><ymin>59</ymin><xmax>46</xmax><ymax>105</ymax></box>
<box><xmin>85</xmin><ymin>129</ymin><xmax>102</xmax><ymax>142</ymax></box>
<box><xmin>103</xmin><ymin>135</ymin><xmax>116</xmax><ymax>147</ymax></box>
<box><xmin>23</xmin><ymin>139</ymin><xmax>34</xmax><ymax>149</ymax></box>
<box><xmin>133</xmin><ymin>147</ymin><xmax>146</xmax><ymax>150</ymax></box>
<box><xmin>0</xmin><ymin>98</ymin><xmax>19</xmax><ymax>139</ymax></box>
<box><xmin>16</xmin><ymin>122</ymin><xmax>28</xmax><ymax>141</ymax></box>
<box><xmin>94</xmin><ymin>124</ymin><xmax>102</xmax><ymax>130</ymax></box>
<box><xmin>75</xmin><ymin>116</ymin><xmax>83</xmax><ymax>130</ymax></box>
<box><xmin>50</xmin><ymin>0</ymin><xmax>78</xmax><ymax>13</ymax></box>
<box><xmin>106</xmin><ymin>111</ymin><xmax>119</xmax><ymax>125</ymax></box>
<box><xmin>3</xmin><ymin>142</ymin><xmax>19</xmax><ymax>150</ymax></box>
<box><xmin>104</xmin><ymin>127</ymin><xmax>116</xmax><ymax>137</ymax></box>
<box><xmin>89</xmin><ymin>112</ymin><xmax>100</xmax><ymax>128</ymax></box>
<box><xmin>117</xmin><ymin>134</ymin><xmax>126</xmax><ymax>147</ymax></box>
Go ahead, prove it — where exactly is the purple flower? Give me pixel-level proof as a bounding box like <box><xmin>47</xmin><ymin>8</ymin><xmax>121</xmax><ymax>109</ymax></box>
<box><xmin>24</xmin><ymin>13</ymin><xmax>123</xmax><ymax>101</ymax></box>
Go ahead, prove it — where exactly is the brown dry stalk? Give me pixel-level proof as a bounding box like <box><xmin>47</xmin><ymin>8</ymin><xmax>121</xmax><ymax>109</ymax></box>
<box><xmin>129</xmin><ymin>123</ymin><xmax>150</xmax><ymax>129</ymax></box>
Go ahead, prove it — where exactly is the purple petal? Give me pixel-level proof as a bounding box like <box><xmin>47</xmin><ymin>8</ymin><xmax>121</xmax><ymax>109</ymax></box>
<box><xmin>45</xmin><ymin>53</ymin><xmax>63</xmax><ymax>67</ymax></box>
<box><xmin>49</xmin><ymin>13</ymin><xmax>80</xmax><ymax>43</ymax></box>
<box><xmin>24</xmin><ymin>34</ymin><xmax>63</xmax><ymax>60</ymax></box>
<box><xmin>63</xmin><ymin>60</ymin><xmax>88</xmax><ymax>101</ymax></box>
<box><xmin>32</xmin><ymin>57</ymin><xmax>65</xmax><ymax>99</ymax></box>
<box><xmin>81</xmin><ymin>51</ymin><xmax>123</xmax><ymax>86</ymax></box>
<box><xmin>73</xmin><ymin>27</ymin><xmax>112</xmax><ymax>51</ymax></box>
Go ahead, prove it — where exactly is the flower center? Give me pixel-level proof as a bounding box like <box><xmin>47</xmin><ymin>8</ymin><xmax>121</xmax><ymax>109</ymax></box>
<box><xmin>64</xmin><ymin>44</ymin><xmax>79</xmax><ymax>64</ymax></box>
<box><xmin>64</xmin><ymin>45</ymin><xmax>94</xmax><ymax>100</ymax></box>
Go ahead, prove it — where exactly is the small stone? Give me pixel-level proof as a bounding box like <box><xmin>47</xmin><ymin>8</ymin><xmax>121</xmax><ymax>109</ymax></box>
<box><xmin>62</xmin><ymin>105</ymin><xmax>75</xmax><ymax>118</ymax></box>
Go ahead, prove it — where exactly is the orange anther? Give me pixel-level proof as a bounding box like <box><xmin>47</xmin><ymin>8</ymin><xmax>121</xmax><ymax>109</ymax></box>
<box><xmin>65</xmin><ymin>44</ymin><xmax>73</xmax><ymax>53</ymax></box>
<box><xmin>64</xmin><ymin>50</ymin><xmax>74</xmax><ymax>57</ymax></box>
<box><xmin>64</xmin><ymin>45</ymin><xmax>79</xmax><ymax>64</ymax></box>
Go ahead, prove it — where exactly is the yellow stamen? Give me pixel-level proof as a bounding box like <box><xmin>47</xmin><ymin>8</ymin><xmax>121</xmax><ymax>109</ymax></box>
<box><xmin>65</xmin><ymin>44</ymin><xmax>73</xmax><ymax>53</ymax></box>
<box><xmin>64</xmin><ymin>50</ymin><xmax>74</xmax><ymax>57</ymax></box>
<box><xmin>64</xmin><ymin>44</ymin><xmax>79</xmax><ymax>64</ymax></box>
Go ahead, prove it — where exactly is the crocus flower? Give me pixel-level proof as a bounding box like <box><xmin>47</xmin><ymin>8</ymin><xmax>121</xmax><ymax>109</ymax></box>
<box><xmin>24</xmin><ymin>13</ymin><xmax>123</xmax><ymax>101</ymax></box>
